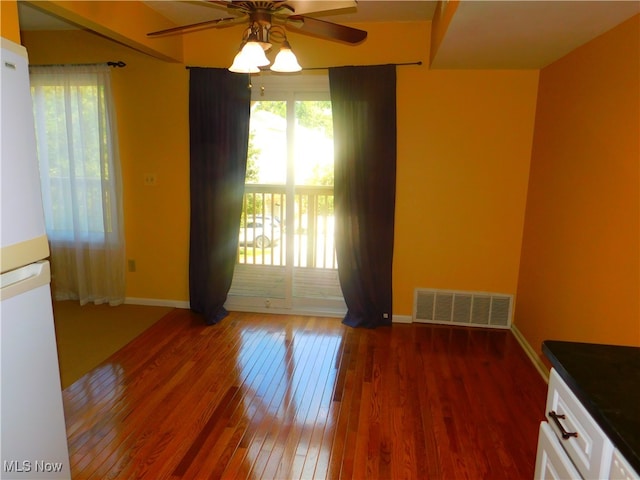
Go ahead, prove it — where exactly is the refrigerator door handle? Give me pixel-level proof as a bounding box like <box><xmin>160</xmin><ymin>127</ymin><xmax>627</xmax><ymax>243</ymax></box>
<box><xmin>0</xmin><ymin>260</ymin><xmax>50</xmax><ymax>301</ymax></box>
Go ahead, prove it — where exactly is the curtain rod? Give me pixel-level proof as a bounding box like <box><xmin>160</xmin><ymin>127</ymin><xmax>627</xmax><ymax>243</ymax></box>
<box><xmin>30</xmin><ymin>61</ymin><xmax>126</xmax><ymax>68</ymax></box>
<box><xmin>303</xmin><ymin>61</ymin><xmax>422</xmax><ymax>71</ymax></box>
<box><xmin>186</xmin><ymin>61</ymin><xmax>422</xmax><ymax>70</ymax></box>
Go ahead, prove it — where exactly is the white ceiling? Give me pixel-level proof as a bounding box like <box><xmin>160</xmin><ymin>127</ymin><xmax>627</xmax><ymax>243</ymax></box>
<box><xmin>17</xmin><ymin>0</ymin><xmax>640</xmax><ymax>69</ymax></box>
<box><xmin>431</xmin><ymin>1</ymin><xmax>640</xmax><ymax>68</ymax></box>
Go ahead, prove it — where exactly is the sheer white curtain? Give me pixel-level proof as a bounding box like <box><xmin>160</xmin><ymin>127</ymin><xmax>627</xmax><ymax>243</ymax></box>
<box><xmin>30</xmin><ymin>64</ymin><xmax>125</xmax><ymax>305</ymax></box>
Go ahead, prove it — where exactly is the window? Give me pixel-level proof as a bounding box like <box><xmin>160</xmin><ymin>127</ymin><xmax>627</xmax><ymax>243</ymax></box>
<box><xmin>227</xmin><ymin>74</ymin><xmax>346</xmax><ymax>315</ymax></box>
<box><xmin>30</xmin><ymin>64</ymin><xmax>125</xmax><ymax>305</ymax></box>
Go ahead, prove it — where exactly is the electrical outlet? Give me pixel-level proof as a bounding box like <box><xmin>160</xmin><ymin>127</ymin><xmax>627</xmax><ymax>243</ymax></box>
<box><xmin>143</xmin><ymin>173</ymin><xmax>157</xmax><ymax>186</ymax></box>
<box><xmin>265</xmin><ymin>298</ymin><xmax>271</xmax><ymax>308</ymax></box>
<box><xmin>128</xmin><ymin>259</ymin><xmax>136</xmax><ymax>272</ymax></box>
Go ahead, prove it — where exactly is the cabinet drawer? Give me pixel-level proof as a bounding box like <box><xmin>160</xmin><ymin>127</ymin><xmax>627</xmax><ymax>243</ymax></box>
<box><xmin>546</xmin><ymin>369</ymin><xmax>614</xmax><ymax>479</ymax></box>
<box><xmin>535</xmin><ymin>422</ymin><xmax>582</xmax><ymax>480</ymax></box>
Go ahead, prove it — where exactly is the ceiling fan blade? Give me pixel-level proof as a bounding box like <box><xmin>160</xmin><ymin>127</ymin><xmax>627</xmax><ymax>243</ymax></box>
<box><xmin>286</xmin><ymin>15</ymin><xmax>366</xmax><ymax>44</ymax></box>
<box><xmin>283</xmin><ymin>1</ymin><xmax>357</xmax><ymax>17</ymax></box>
<box><xmin>147</xmin><ymin>16</ymin><xmax>241</xmax><ymax>37</ymax></box>
<box><xmin>205</xmin><ymin>0</ymin><xmax>245</xmax><ymax>11</ymax></box>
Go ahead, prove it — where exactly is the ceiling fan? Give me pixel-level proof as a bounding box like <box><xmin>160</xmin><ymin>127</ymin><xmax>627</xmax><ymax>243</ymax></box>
<box><xmin>147</xmin><ymin>1</ymin><xmax>368</xmax><ymax>72</ymax></box>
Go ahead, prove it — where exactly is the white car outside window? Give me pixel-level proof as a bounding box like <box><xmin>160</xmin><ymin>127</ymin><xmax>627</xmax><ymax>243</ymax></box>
<box><xmin>239</xmin><ymin>217</ymin><xmax>281</xmax><ymax>248</ymax></box>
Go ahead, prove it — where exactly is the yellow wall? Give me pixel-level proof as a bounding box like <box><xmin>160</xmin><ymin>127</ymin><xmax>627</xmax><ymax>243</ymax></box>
<box><xmin>22</xmin><ymin>20</ymin><xmax>539</xmax><ymax>310</ymax></box>
<box><xmin>1</xmin><ymin>0</ymin><xmax>21</xmax><ymax>43</ymax></box>
<box><xmin>514</xmin><ymin>15</ymin><xmax>640</xmax><ymax>358</ymax></box>
<box><xmin>395</xmin><ymin>68</ymin><xmax>538</xmax><ymax>313</ymax></box>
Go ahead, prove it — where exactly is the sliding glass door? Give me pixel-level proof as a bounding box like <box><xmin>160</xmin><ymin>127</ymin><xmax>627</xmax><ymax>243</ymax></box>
<box><xmin>227</xmin><ymin>75</ymin><xmax>345</xmax><ymax>315</ymax></box>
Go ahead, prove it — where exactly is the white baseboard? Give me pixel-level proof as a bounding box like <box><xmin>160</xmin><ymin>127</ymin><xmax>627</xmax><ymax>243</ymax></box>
<box><xmin>510</xmin><ymin>323</ymin><xmax>549</xmax><ymax>382</ymax></box>
<box><xmin>125</xmin><ymin>297</ymin><xmax>190</xmax><ymax>309</ymax></box>
<box><xmin>392</xmin><ymin>314</ymin><xmax>412</xmax><ymax>324</ymax></box>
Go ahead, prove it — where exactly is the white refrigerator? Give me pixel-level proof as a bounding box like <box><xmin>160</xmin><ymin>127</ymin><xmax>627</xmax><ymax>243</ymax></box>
<box><xmin>0</xmin><ymin>38</ymin><xmax>71</xmax><ymax>479</ymax></box>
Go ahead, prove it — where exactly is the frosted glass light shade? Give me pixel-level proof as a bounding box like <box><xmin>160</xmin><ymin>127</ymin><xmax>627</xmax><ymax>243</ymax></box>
<box><xmin>228</xmin><ymin>41</ymin><xmax>270</xmax><ymax>73</ymax></box>
<box><xmin>241</xmin><ymin>41</ymin><xmax>270</xmax><ymax>66</ymax></box>
<box><xmin>228</xmin><ymin>50</ymin><xmax>260</xmax><ymax>73</ymax></box>
<box><xmin>270</xmin><ymin>44</ymin><xmax>302</xmax><ymax>72</ymax></box>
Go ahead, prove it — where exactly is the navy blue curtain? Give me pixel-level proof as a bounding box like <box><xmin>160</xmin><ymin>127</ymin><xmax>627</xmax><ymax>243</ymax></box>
<box><xmin>329</xmin><ymin>65</ymin><xmax>397</xmax><ymax>328</ymax></box>
<box><xmin>188</xmin><ymin>68</ymin><xmax>251</xmax><ymax>325</ymax></box>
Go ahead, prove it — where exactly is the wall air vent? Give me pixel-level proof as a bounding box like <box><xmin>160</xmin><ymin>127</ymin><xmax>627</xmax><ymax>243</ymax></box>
<box><xmin>413</xmin><ymin>288</ymin><xmax>512</xmax><ymax>329</ymax></box>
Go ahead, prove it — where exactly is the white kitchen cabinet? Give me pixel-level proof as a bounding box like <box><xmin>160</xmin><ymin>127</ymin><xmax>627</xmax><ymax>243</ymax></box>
<box><xmin>535</xmin><ymin>368</ymin><xmax>639</xmax><ymax>480</ymax></box>
<box><xmin>610</xmin><ymin>449</ymin><xmax>638</xmax><ymax>480</ymax></box>
<box><xmin>535</xmin><ymin>422</ymin><xmax>581</xmax><ymax>479</ymax></box>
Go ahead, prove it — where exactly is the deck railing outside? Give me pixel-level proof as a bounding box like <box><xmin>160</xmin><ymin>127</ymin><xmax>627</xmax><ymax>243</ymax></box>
<box><xmin>238</xmin><ymin>184</ymin><xmax>337</xmax><ymax>269</ymax></box>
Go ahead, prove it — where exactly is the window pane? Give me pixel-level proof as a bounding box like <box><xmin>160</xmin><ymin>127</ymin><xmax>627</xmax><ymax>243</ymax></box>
<box><xmin>247</xmin><ymin>101</ymin><xmax>286</xmax><ymax>185</ymax></box>
<box><xmin>293</xmin><ymin>101</ymin><xmax>335</xmax><ymax>269</ymax></box>
<box><xmin>294</xmin><ymin>100</ymin><xmax>333</xmax><ymax>186</ymax></box>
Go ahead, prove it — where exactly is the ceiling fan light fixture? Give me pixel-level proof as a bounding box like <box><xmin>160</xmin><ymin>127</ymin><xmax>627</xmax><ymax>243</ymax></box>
<box><xmin>270</xmin><ymin>40</ymin><xmax>302</xmax><ymax>73</ymax></box>
<box><xmin>228</xmin><ymin>49</ymin><xmax>260</xmax><ymax>73</ymax></box>
<box><xmin>241</xmin><ymin>39</ymin><xmax>271</xmax><ymax>66</ymax></box>
<box><xmin>148</xmin><ymin>3</ymin><xmax>368</xmax><ymax>71</ymax></box>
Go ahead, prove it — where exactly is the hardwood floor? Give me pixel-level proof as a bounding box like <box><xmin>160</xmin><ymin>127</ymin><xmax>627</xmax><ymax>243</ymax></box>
<box><xmin>63</xmin><ymin>310</ymin><xmax>548</xmax><ymax>479</ymax></box>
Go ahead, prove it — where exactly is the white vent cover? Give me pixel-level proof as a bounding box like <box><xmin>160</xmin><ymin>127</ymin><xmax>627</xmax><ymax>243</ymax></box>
<box><xmin>414</xmin><ymin>288</ymin><xmax>512</xmax><ymax>329</ymax></box>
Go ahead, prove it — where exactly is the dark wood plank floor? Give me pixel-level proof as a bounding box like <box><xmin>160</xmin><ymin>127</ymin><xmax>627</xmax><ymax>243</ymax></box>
<box><xmin>62</xmin><ymin>310</ymin><xmax>548</xmax><ymax>479</ymax></box>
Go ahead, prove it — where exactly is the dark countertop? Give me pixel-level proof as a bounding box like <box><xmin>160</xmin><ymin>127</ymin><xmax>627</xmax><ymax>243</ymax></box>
<box><xmin>542</xmin><ymin>340</ymin><xmax>640</xmax><ymax>474</ymax></box>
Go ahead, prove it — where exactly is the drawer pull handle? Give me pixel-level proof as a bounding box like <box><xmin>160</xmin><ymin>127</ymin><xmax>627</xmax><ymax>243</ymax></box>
<box><xmin>549</xmin><ymin>411</ymin><xmax>578</xmax><ymax>440</ymax></box>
